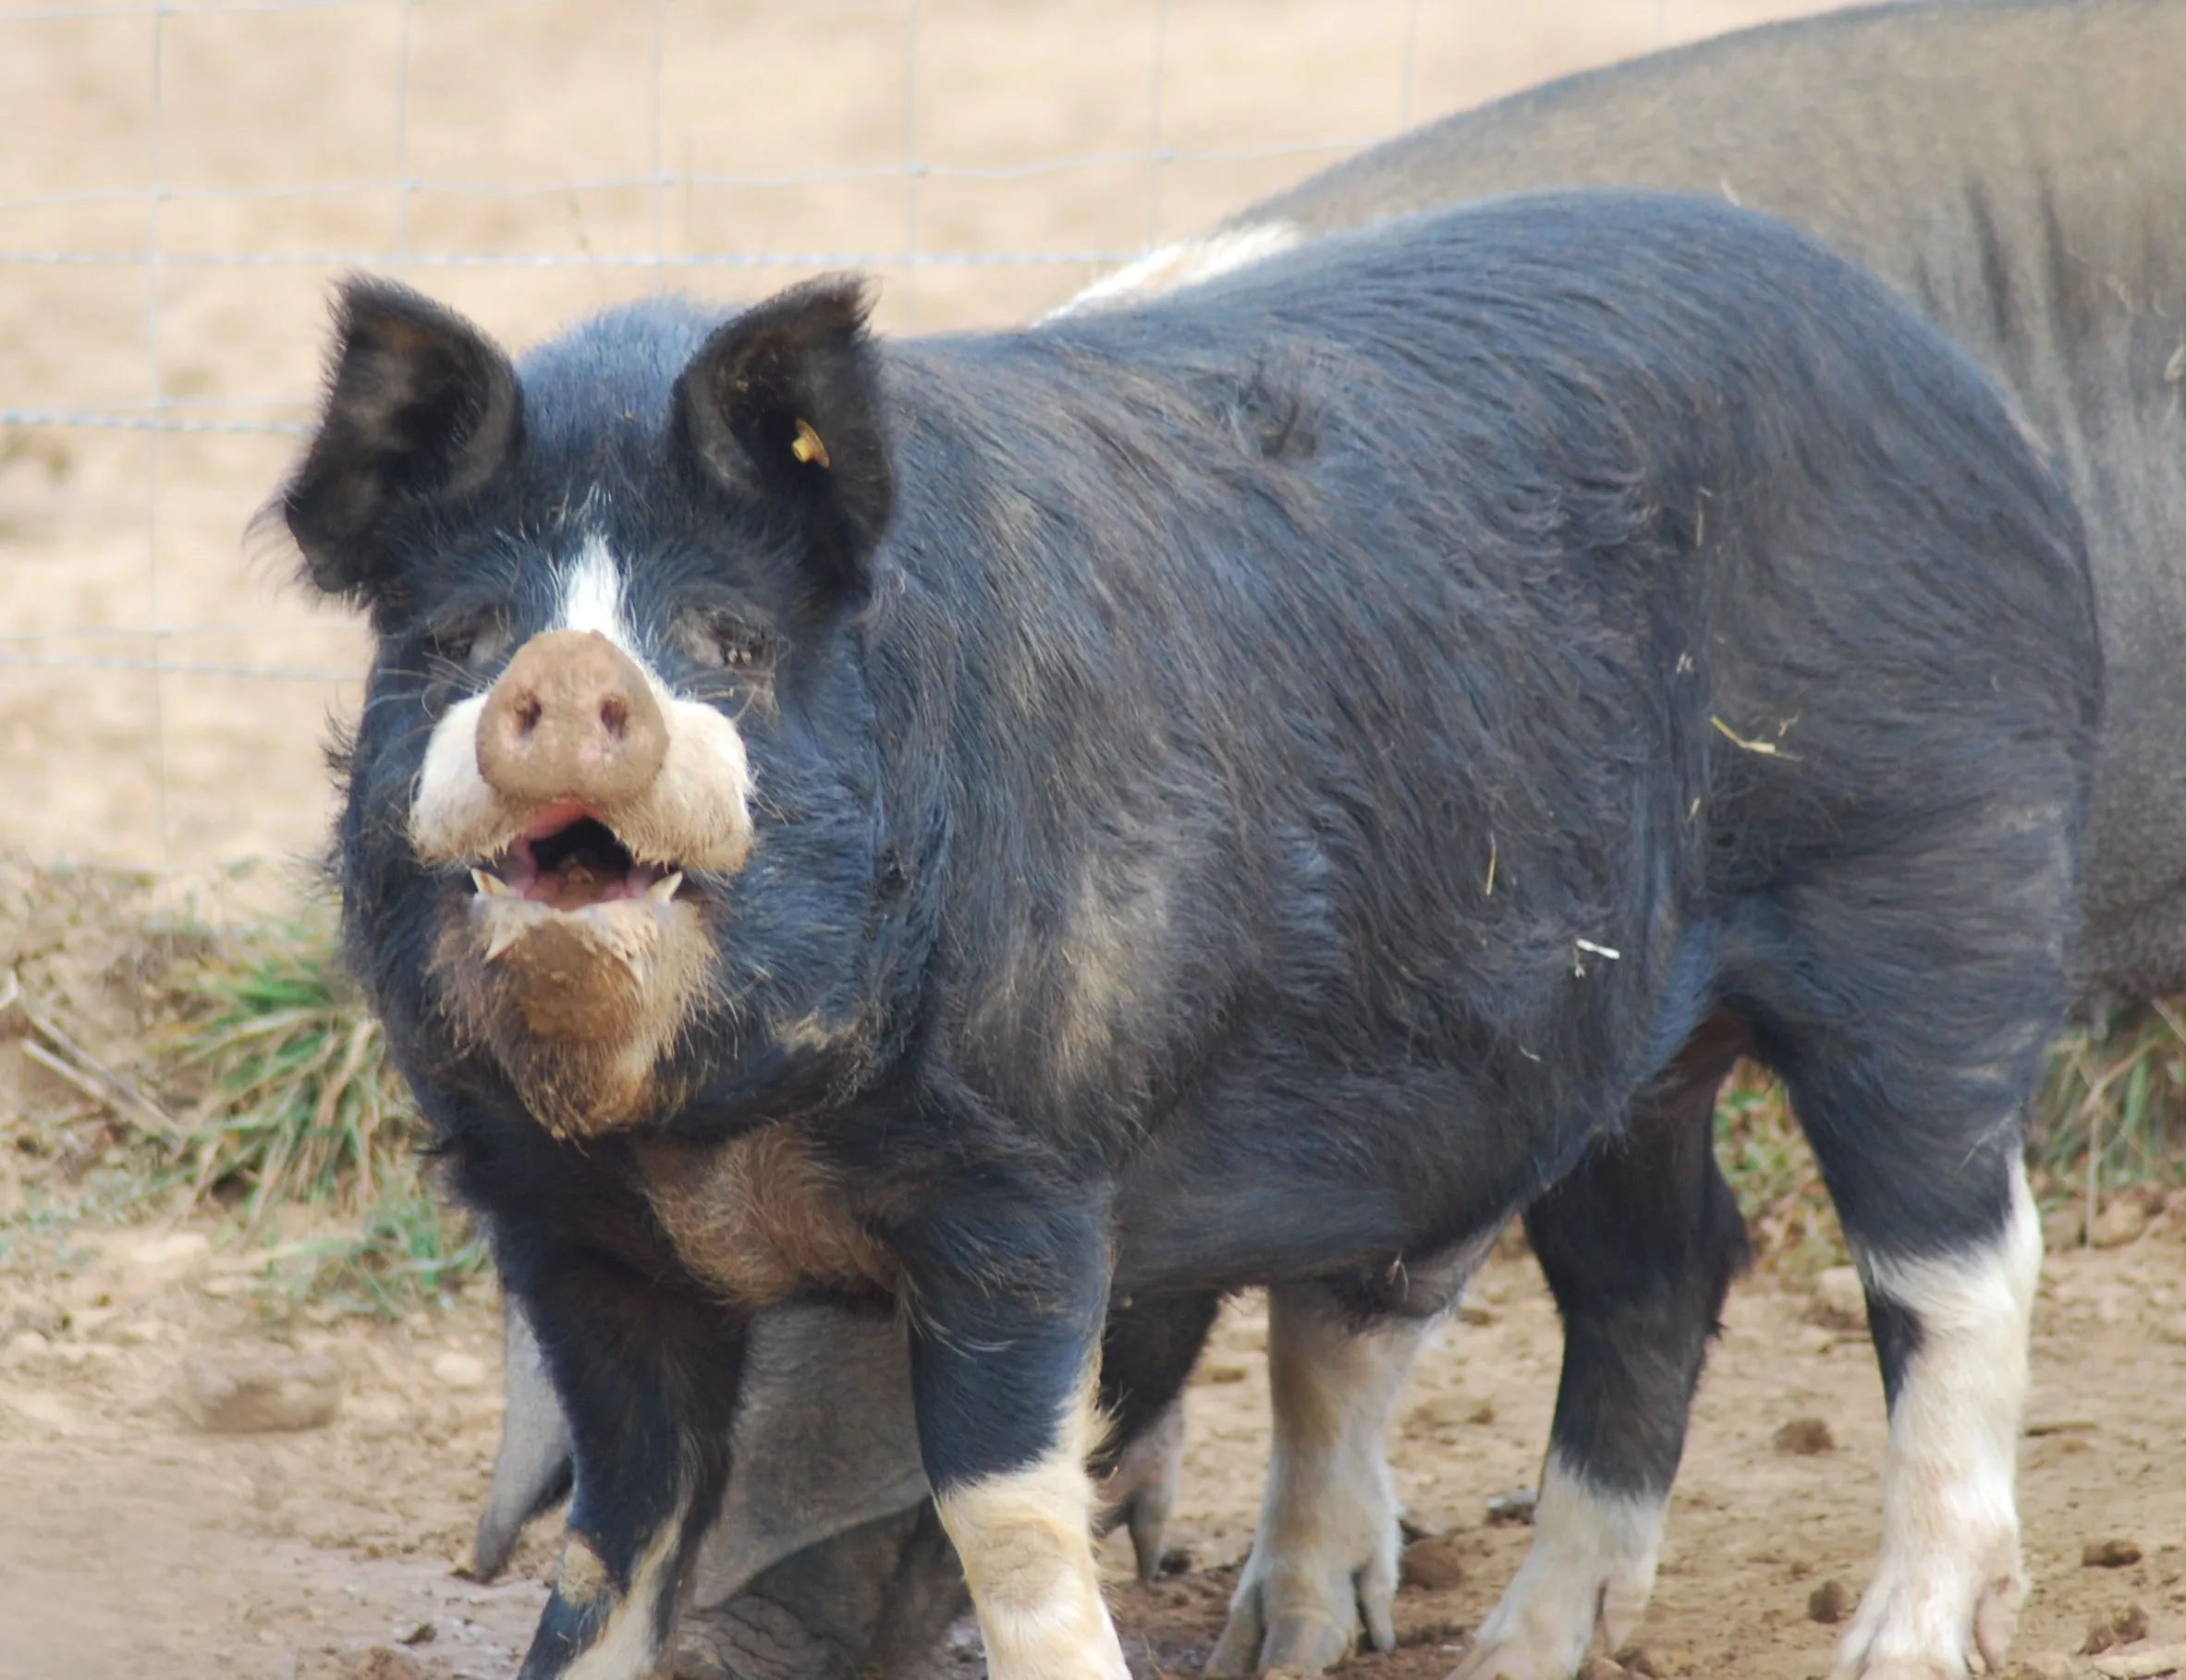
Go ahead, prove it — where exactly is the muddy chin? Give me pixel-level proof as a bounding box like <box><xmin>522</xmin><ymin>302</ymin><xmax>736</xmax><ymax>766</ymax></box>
<box><xmin>436</xmin><ymin>887</ymin><xmax>715</xmax><ymax>1138</ymax></box>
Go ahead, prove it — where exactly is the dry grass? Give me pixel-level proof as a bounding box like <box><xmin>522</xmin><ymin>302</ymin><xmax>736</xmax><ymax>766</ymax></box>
<box><xmin>164</xmin><ymin>909</ymin><xmax>408</xmax><ymax>1221</ymax></box>
<box><xmin>152</xmin><ymin>908</ymin><xmax>487</xmax><ymax>1315</ymax></box>
<box><xmin>2033</xmin><ymin>1001</ymin><xmax>2186</xmax><ymax>1204</ymax></box>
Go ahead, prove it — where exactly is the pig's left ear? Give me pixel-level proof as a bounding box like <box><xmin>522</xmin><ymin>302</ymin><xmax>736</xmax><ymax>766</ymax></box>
<box><xmin>675</xmin><ymin>275</ymin><xmax>894</xmax><ymax>596</ymax></box>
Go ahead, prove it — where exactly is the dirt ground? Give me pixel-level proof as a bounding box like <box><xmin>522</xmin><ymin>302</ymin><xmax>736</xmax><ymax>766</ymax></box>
<box><xmin>2</xmin><ymin>1212</ymin><xmax>2183</xmax><ymax>1680</ymax></box>
<box><xmin>0</xmin><ymin>0</ymin><xmax>1834</xmax><ymax>870</ymax></box>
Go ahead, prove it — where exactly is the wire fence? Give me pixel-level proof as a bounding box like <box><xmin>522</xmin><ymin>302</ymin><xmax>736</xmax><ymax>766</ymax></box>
<box><xmin>0</xmin><ymin>0</ymin><xmax>1827</xmax><ymax>870</ymax></box>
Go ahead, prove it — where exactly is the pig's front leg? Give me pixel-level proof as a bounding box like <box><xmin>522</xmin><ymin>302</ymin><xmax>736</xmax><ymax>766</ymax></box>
<box><xmin>897</xmin><ymin>1193</ymin><xmax>1130</xmax><ymax>1680</ymax></box>
<box><xmin>507</xmin><ymin>1243</ymin><xmax>750</xmax><ymax>1680</ymax></box>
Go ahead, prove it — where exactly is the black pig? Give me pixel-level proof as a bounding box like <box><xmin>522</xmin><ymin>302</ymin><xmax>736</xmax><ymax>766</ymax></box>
<box><xmin>277</xmin><ymin>190</ymin><xmax>2096</xmax><ymax>1680</ymax></box>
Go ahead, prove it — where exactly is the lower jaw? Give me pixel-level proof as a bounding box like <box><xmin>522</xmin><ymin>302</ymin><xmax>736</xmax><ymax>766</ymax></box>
<box><xmin>431</xmin><ymin>891</ymin><xmax>714</xmax><ymax>1139</ymax></box>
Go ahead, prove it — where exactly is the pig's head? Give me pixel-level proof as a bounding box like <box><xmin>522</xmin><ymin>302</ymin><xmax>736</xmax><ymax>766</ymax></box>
<box><xmin>276</xmin><ymin>276</ymin><xmax>900</xmax><ymax>1136</ymax></box>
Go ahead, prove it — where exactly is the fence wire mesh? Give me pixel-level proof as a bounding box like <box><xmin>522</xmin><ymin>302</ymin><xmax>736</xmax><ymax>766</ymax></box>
<box><xmin>0</xmin><ymin>0</ymin><xmax>1832</xmax><ymax>869</ymax></box>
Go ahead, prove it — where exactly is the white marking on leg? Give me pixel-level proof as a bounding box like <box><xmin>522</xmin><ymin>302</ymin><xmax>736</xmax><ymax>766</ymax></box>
<box><xmin>557</xmin><ymin>534</ymin><xmax>635</xmax><ymax>651</ymax></box>
<box><xmin>934</xmin><ymin>1387</ymin><xmax>1130</xmax><ymax>1680</ymax></box>
<box><xmin>1831</xmin><ymin>1163</ymin><xmax>2039</xmax><ymax>1680</ymax></box>
<box><xmin>559</xmin><ymin>1509</ymin><xmax>686</xmax><ymax>1680</ymax></box>
<box><xmin>1454</xmin><ymin>1452</ymin><xmax>1667</xmax><ymax>1680</ymax></box>
<box><xmin>1046</xmin><ymin>221</ymin><xmax>1304</xmax><ymax>319</ymax></box>
<box><xmin>1207</xmin><ymin>1289</ymin><xmax>1435</xmax><ymax>1677</ymax></box>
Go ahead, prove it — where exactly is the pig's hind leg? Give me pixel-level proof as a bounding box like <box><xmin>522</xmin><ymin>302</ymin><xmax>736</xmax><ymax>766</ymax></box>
<box><xmin>1454</xmin><ymin>1032</ymin><xmax>1750</xmax><ymax>1680</ymax></box>
<box><xmin>1205</xmin><ymin>1289</ymin><xmax>1428</xmax><ymax>1677</ymax></box>
<box><xmin>1729</xmin><ymin>810</ymin><xmax>2069</xmax><ymax>1680</ymax></box>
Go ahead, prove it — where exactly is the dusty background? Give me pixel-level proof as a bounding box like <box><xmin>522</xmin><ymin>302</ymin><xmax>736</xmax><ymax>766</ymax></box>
<box><xmin>8</xmin><ymin>6</ymin><xmax>2182</xmax><ymax>1680</ymax></box>
<box><xmin>0</xmin><ymin>0</ymin><xmax>1837</xmax><ymax>870</ymax></box>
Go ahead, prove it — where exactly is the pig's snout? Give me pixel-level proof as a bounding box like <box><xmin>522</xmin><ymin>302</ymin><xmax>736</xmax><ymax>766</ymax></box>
<box><xmin>476</xmin><ymin>630</ymin><xmax>668</xmax><ymax>810</ymax></box>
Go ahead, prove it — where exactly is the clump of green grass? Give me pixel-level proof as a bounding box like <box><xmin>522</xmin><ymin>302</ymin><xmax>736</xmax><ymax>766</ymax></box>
<box><xmin>1711</xmin><ymin>1064</ymin><xmax>1845</xmax><ymax>1273</ymax></box>
<box><xmin>156</xmin><ymin>909</ymin><xmax>486</xmax><ymax>1314</ymax></box>
<box><xmin>165</xmin><ymin>910</ymin><xmax>407</xmax><ymax>1219</ymax></box>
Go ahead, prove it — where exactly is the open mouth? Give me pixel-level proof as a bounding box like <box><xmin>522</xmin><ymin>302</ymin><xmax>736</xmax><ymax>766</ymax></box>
<box><xmin>468</xmin><ymin>801</ymin><xmax>683</xmax><ymax>913</ymax></box>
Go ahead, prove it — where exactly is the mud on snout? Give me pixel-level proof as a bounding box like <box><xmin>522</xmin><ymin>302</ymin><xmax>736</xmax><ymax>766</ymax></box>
<box><xmin>412</xmin><ymin>626</ymin><xmax>756</xmax><ymax>1136</ymax></box>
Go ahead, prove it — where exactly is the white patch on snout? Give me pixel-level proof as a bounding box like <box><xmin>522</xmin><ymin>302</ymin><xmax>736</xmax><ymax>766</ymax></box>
<box><xmin>1046</xmin><ymin>221</ymin><xmax>1303</xmax><ymax>319</ymax></box>
<box><xmin>934</xmin><ymin>1386</ymin><xmax>1131</xmax><ymax>1680</ymax></box>
<box><xmin>1829</xmin><ymin>1163</ymin><xmax>2040</xmax><ymax>1680</ymax></box>
<box><xmin>1454</xmin><ymin>1452</ymin><xmax>1667</xmax><ymax>1680</ymax></box>
<box><xmin>1208</xmin><ymin>1289</ymin><xmax>1433</xmax><ymax>1677</ymax></box>
<box><xmin>410</xmin><ymin>691</ymin><xmax>504</xmax><ymax>863</ymax></box>
<box><xmin>408</xmin><ymin>536</ymin><xmax>757</xmax><ymax>872</ymax></box>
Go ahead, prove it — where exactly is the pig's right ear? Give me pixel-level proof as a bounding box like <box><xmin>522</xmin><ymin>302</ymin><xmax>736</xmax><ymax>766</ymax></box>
<box><xmin>276</xmin><ymin>276</ymin><xmax>522</xmax><ymax>601</ymax></box>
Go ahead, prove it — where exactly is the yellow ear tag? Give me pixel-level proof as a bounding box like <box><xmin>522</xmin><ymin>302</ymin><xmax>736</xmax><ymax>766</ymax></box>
<box><xmin>789</xmin><ymin>419</ymin><xmax>831</xmax><ymax>469</ymax></box>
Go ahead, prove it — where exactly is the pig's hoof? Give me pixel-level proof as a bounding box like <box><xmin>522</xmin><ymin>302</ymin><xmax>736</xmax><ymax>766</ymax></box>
<box><xmin>1451</xmin><ymin>1459</ymin><xmax>1664</xmax><ymax>1680</ymax></box>
<box><xmin>1207</xmin><ymin>1601</ymin><xmax>1354</xmax><ymax>1676</ymax></box>
<box><xmin>1097</xmin><ymin>1402</ymin><xmax>1184</xmax><ymax>1584</ymax></box>
<box><xmin>1203</xmin><ymin>1501</ymin><xmax>1398</xmax><ymax>1676</ymax></box>
<box><xmin>1449</xmin><ymin>1567</ymin><xmax>1648</xmax><ymax>1680</ymax></box>
<box><xmin>1447</xmin><ymin>1645</ymin><xmax>1564</xmax><ymax>1680</ymax></box>
<box><xmin>1826</xmin><ymin>1528</ymin><xmax>2021</xmax><ymax>1680</ymax></box>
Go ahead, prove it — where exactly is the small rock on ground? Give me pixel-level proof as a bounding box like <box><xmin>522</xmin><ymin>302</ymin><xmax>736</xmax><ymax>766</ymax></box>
<box><xmin>1399</xmin><ymin>1534</ymin><xmax>1466</xmax><ymax>1592</ymax></box>
<box><xmin>1485</xmin><ymin>1488</ymin><xmax>1537</xmax><ymax>1526</ymax></box>
<box><xmin>2083</xmin><ymin>1538</ymin><xmax>2143</xmax><ymax>1568</ymax></box>
<box><xmin>1774</xmin><ymin>1417</ymin><xmax>1836</xmax><ymax>1455</ymax></box>
<box><xmin>430</xmin><ymin>1350</ymin><xmax>488</xmax><ymax>1391</ymax></box>
<box><xmin>2044</xmin><ymin>1201</ymin><xmax>2089</xmax><ymax>1250</ymax></box>
<box><xmin>1808</xmin><ymin>1579</ymin><xmax>1852</xmax><ymax>1624</ymax></box>
<box><xmin>179</xmin><ymin>1344</ymin><xmax>341</xmax><ymax>1433</ymax></box>
<box><xmin>123</xmin><ymin>1231</ymin><xmax>213</xmax><ymax>1285</ymax></box>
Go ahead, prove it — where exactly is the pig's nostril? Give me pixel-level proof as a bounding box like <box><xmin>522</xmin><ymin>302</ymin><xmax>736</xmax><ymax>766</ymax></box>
<box><xmin>475</xmin><ymin>630</ymin><xmax>668</xmax><ymax>806</ymax></box>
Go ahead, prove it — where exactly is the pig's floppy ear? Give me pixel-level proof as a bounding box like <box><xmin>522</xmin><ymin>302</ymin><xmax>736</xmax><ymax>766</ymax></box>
<box><xmin>277</xmin><ymin>275</ymin><xmax>522</xmax><ymax>600</ymax></box>
<box><xmin>675</xmin><ymin>274</ymin><xmax>894</xmax><ymax>595</ymax></box>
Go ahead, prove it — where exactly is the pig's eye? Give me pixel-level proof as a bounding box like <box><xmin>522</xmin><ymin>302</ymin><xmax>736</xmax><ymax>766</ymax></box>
<box><xmin>672</xmin><ymin>609</ymin><xmax>773</xmax><ymax>676</ymax></box>
<box><xmin>428</xmin><ymin>615</ymin><xmax>511</xmax><ymax>677</ymax></box>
